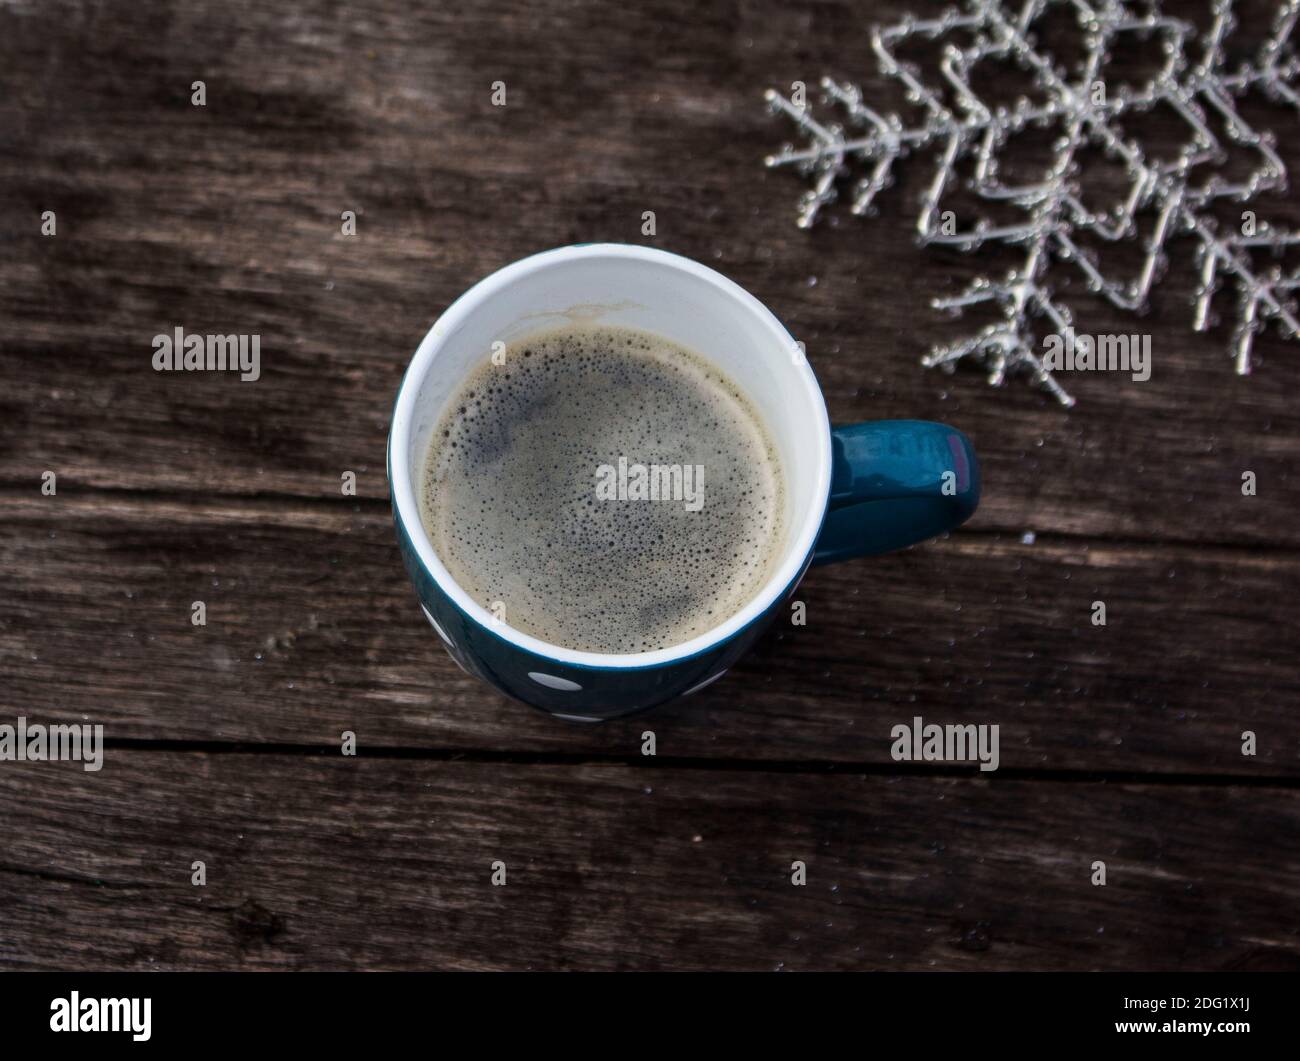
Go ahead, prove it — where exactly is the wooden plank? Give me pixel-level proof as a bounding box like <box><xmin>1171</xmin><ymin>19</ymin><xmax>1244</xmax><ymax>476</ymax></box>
<box><xmin>1</xmin><ymin>0</ymin><xmax>1297</xmax><ymax>977</ymax></box>
<box><xmin>5</xmin><ymin>491</ymin><xmax>1296</xmax><ymax>773</ymax></box>
<box><xmin>2</xmin><ymin>751</ymin><xmax>1296</xmax><ymax>970</ymax></box>
<box><xmin>1</xmin><ymin>0</ymin><xmax>1298</xmax><ymax>546</ymax></box>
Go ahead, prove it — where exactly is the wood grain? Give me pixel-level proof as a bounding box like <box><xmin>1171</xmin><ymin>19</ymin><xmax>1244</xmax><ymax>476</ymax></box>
<box><xmin>4</xmin><ymin>491</ymin><xmax>1296</xmax><ymax>774</ymax></box>
<box><xmin>1</xmin><ymin>0</ymin><xmax>1298</xmax><ymax>545</ymax></box>
<box><xmin>2</xmin><ymin>751</ymin><xmax>1297</xmax><ymax>971</ymax></box>
<box><xmin>1</xmin><ymin>0</ymin><xmax>1297</xmax><ymax>972</ymax></box>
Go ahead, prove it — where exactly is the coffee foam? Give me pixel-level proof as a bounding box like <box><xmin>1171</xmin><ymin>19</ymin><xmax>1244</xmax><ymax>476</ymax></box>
<box><xmin>419</xmin><ymin>324</ymin><xmax>787</xmax><ymax>654</ymax></box>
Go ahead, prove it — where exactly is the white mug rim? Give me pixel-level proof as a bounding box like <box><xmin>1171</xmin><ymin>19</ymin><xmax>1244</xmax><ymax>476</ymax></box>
<box><xmin>389</xmin><ymin>243</ymin><xmax>832</xmax><ymax>669</ymax></box>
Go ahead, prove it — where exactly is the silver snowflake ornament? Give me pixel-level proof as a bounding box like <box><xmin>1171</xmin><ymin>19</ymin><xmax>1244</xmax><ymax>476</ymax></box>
<box><xmin>765</xmin><ymin>0</ymin><xmax>1300</xmax><ymax>405</ymax></box>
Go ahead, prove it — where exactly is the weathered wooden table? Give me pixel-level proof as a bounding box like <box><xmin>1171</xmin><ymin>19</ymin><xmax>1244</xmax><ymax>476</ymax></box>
<box><xmin>2</xmin><ymin>0</ymin><xmax>1297</xmax><ymax>970</ymax></box>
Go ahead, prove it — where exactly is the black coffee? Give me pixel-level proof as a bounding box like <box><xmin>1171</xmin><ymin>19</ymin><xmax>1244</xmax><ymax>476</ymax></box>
<box><xmin>418</xmin><ymin>324</ymin><xmax>786</xmax><ymax>653</ymax></box>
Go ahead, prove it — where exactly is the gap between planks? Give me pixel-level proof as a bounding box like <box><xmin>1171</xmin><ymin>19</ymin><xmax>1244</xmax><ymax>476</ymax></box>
<box><xmin>71</xmin><ymin>738</ymin><xmax>1300</xmax><ymax>788</ymax></box>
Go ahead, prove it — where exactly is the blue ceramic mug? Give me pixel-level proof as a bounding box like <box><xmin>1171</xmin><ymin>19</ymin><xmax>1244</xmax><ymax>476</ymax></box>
<box><xmin>389</xmin><ymin>245</ymin><xmax>979</xmax><ymax>722</ymax></box>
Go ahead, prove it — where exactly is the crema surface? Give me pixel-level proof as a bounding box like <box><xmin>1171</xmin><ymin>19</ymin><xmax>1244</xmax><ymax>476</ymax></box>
<box><xmin>419</xmin><ymin>325</ymin><xmax>787</xmax><ymax>654</ymax></box>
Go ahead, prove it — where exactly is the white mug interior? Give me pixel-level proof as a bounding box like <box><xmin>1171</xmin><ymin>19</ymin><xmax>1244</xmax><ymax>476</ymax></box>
<box><xmin>390</xmin><ymin>244</ymin><xmax>832</xmax><ymax>668</ymax></box>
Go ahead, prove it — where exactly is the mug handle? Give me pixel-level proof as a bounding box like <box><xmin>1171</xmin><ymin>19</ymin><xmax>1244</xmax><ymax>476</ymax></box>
<box><xmin>813</xmin><ymin>420</ymin><xmax>980</xmax><ymax>565</ymax></box>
